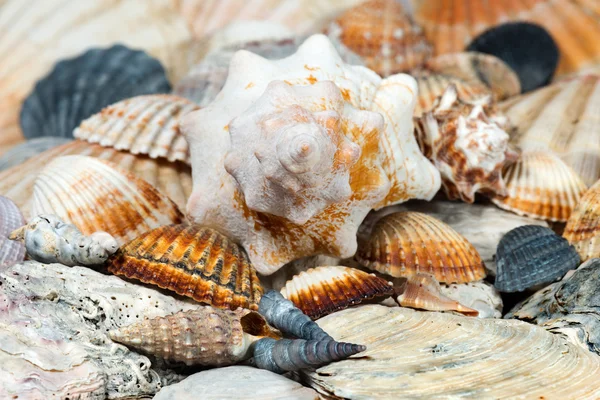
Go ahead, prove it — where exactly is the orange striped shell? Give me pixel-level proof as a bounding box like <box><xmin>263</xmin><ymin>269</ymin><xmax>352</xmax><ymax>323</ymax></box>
<box><xmin>356</xmin><ymin>211</ymin><xmax>486</xmax><ymax>283</ymax></box>
<box><xmin>564</xmin><ymin>179</ymin><xmax>600</xmax><ymax>261</ymax></box>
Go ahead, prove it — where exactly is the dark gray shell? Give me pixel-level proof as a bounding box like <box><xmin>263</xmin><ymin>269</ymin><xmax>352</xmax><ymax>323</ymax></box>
<box><xmin>20</xmin><ymin>45</ymin><xmax>171</xmax><ymax>139</ymax></box>
<box><xmin>495</xmin><ymin>225</ymin><xmax>580</xmax><ymax>292</ymax></box>
<box><xmin>0</xmin><ymin>137</ymin><xmax>72</xmax><ymax>171</ymax></box>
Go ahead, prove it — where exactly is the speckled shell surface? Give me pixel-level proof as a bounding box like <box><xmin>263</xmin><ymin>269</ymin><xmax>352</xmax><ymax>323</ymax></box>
<box><xmin>31</xmin><ymin>155</ymin><xmax>184</xmax><ymax>246</ymax></box>
<box><xmin>108</xmin><ymin>224</ymin><xmax>263</xmax><ymax>311</ymax></box>
<box><xmin>495</xmin><ymin>225</ymin><xmax>580</xmax><ymax>292</ymax></box>
<box><xmin>74</xmin><ymin>94</ymin><xmax>199</xmax><ymax>164</ymax></box>
<box><xmin>491</xmin><ymin>151</ymin><xmax>587</xmax><ymax>222</ymax></box>
<box><xmin>564</xmin><ymin>180</ymin><xmax>600</xmax><ymax>261</ymax></box>
<box><xmin>301</xmin><ymin>305</ymin><xmax>600</xmax><ymax>399</ymax></box>
<box><xmin>0</xmin><ymin>195</ymin><xmax>25</xmax><ymax>267</ymax></box>
<box><xmin>0</xmin><ymin>137</ymin><xmax>72</xmax><ymax>171</ymax></box>
<box><xmin>280</xmin><ymin>266</ymin><xmax>393</xmax><ymax>319</ymax></box>
<box><xmin>356</xmin><ymin>211</ymin><xmax>486</xmax><ymax>283</ymax></box>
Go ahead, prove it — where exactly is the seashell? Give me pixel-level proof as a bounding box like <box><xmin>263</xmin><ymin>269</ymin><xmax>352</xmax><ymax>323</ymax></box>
<box><xmin>439</xmin><ymin>281</ymin><xmax>503</xmax><ymax>319</ymax></box>
<box><xmin>491</xmin><ymin>151</ymin><xmax>587</xmax><ymax>222</ymax></box>
<box><xmin>31</xmin><ymin>155</ymin><xmax>184</xmax><ymax>246</ymax></box>
<box><xmin>181</xmin><ymin>34</ymin><xmax>441</xmax><ymax>275</ymax></box>
<box><xmin>252</xmin><ymin>337</ymin><xmax>366</xmax><ymax>374</ymax></box>
<box><xmin>0</xmin><ymin>195</ymin><xmax>25</xmax><ymax>267</ymax></box>
<box><xmin>258</xmin><ymin>290</ymin><xmax>332</xmax><ymax>341</ymax></box>
<box><xmin>0</xmin><ymin>137</ymin><xmax>72</xmax><ymax>171</ymax></box>
<box><xmin>280</xmin><ymin>266</ymin><xmax>394</xmax><ymax>319</ymax></box>
<box><xmin>108</xmin><ymin>224</ymin><xmax>263</xmax><ymax>311</ymax></box>
<box><xmin>21</xmin><ymin>45</ymin><xmax>172</xmax><ymax>140</ymax></box>
<box><xmin>356</xmin><ymin>211</ymin><xmax>486</xmax><ymax>283</ymax></box>
<box><xmin>500</xmin><ymin>75</ymin><xmax>600</xmax><ymax>186</ymax></box>
<box><xmin>109</xmin><ymin>307</ymin><xmax>279</xmax><ymax>367</ymax></box>
<box><xmin>325</xmin><ymin>0</ymin><xmax>432</xmax><ymax>77</ymax></box>
<box><xmin>301</xmin><ymin>305</ymin><xmax>600</xmax><ymax>398</ymax></box>
<box><xmin>74</xmin><ymin>95</ymin><xmax>199</xmax><ymax>164</ymax></box>
<box><xmin>411</xmin><ymin>0</ymin><xmax>600</xmax><ymax>77</ymax></box>
<box><xmin>10</xmin><ymin>214</ymin><xmax>118</xmax><ymax>266</ymax></box>
<box><xmin>495</xmin><ymin>225</ymin><xmax>580</xmax><ymax>292</ymax></box>
<box><xmin>564</xmin><ymin>180</ymin><xmax>600</xmax><ymax>262</ymax></box>
<box><xmin>0</xmin><ymin>140</ymin><xmax>192</xmax><ymax>221</ymax></box>
<box><xmin>395</xmin><ymin>273</ymin><xmax>479</xmax><ymax>316</ymax></box>
<box><xmin>415</xmin><ymin>85</ymin><xmax>513</xmax><ymax>202</ymax></box>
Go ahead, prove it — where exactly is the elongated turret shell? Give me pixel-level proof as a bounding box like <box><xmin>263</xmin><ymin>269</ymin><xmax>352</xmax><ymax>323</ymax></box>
<box><xmin>564</xmin><ymin>180</ymin><xmax>600</xmax><ymax>261</ymax></box>
<box><xmin>108</xmin><ymin>224</ymin><xmax>263</xmax><ymax>311</ymax></box>
<box><xmin>0</xmin><ymin>195</ymin><xmax>25</xmax><ymax>267</ymax></box>
<box><xmin>356</xmin><ymin>211</ymin><xmax>486</xmax><ymax>283</ymax></box>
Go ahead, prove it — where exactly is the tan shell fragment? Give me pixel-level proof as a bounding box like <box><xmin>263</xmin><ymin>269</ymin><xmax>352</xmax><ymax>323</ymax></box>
<box><xmin>564</xmin><ymin>179</ymin><xmax>600</xmax><ymax>261</ymax></box>
<box><xmin>74</xmin><ymin>95</ymin><xmax>199</xmax><ymax>164</ymax></box>
<box><xmin>31</xmin><ymin>155</ymin><xmax>184</xmax><ymax>246</ymax></box>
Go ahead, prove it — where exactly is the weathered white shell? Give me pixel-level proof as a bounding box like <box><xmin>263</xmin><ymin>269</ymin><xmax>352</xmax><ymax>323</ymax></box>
<box><xmin>440</xmin><ymin>281</ymin><xmax>503</xmax><ymax>319</ymax></box>
<box><xmin>0</xmin><ymin>195</ymin><xmax>25</xmax><ymax>267</ymax></box>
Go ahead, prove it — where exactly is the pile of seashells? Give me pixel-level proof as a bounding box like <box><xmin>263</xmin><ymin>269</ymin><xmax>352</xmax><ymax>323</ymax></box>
<box><xmin>1</xmin><ymin>0</ymin><xmax>600</xmax><ymax>398</ymax></box>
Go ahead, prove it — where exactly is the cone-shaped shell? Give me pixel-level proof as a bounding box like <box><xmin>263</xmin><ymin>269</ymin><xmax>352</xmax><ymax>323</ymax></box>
<box><xmin>74</xmin><ymin>95</ymin><xmax>199</xmax><ymax>164</ymax></box>
<box><xmin>564</xmin><ymin>180</ymin><xmax>600</xmax><ymax>261</ymax></box>
<box><xmin>109</xmin><ymin>307</ymin><xmax>279</xmax><ymax>366</ymax></box>
<box><xmin>495</xmin><ymin>225</ymin><xmax>580</xmax><ymax>292</ymax></box>
<box><xmin>491</xmin><ymin>151</ymin><xmax>587</xmax><ymax>222</ymax></box>
<box><xmin>0</xmin><ymin>137</ymin><xmax>72</xmax><ymax>171</ymax></box>
<box><xmin>280</xmin><ymin>266</ymin><xmax>394</xmax><ymax>319</ymax></box>
<box><xmin>356</xmin><ymin>211</ymin><xmax>486</xmax><ymax>283</ymax></box>
<box><xmin>31</xmin><ymin>155</ymin><xmax>184</xmax><ymax>246</ymax></box>
<box><xmin>0</xmin><ymin>195</ymin><xmax>25</xmax><ymax>266</ymax></box>
<box><xmin>108</xmin><ymin>224</ymin><xmax>263</xmax><ymax>311</ymax></box>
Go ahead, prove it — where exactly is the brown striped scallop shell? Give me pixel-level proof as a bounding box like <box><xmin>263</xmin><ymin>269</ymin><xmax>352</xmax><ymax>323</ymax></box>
<box><xmin>356</xmin><ymin>211</ymin><xmax>486</xmax><ymax>283</ymax></box>
<box><xmin>564</xmin><ymin>179</ymin><xmax>600</xmax><ymax>261</ymax></box>
<box><xmin>280</xmin><ymin>266</ymin><xmax>394</xmax><ymax>320</ymax></box>
<box><xmin>108</xmin><ymin>224</ymin><xmax>263</xmax><ymax>311</ymax></box>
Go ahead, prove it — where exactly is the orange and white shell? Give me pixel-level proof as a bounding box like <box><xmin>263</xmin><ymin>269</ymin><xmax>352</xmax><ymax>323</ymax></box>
<box><xmin>74</xmin><ymin>95</ymin><xmax>199</xmax><ymax>165</ymax></box>
<box><xmin>564</xmin><ymin>179</ymin><xmax>600</xmax><ymax>261</ymax></box>
<box><xmin>31</xmin><ymin>155</ymin><xmax>184</xmax><ymax>246</ymax></box>
<box><xmin>491</xmin><ymin>151</ymin><xmax>587</xmax><ymax>222</ymax></box>
<box><xmin>280</xmin><ymin>266</ymin><xmax>394</xmax><ymax>319</ymax></box>
<box><xmin>181</xmin><ymin>34</ymin><xmax>440</xmax><ymax>275</ymax></box>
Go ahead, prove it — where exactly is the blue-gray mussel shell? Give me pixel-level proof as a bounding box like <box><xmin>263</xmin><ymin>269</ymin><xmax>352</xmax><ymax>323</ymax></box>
<box><xmin>495</xmin><ymin>225</ymin><xmax>580</xmax><ymax>292</ymax></box>
<box><xmin>20</xmin><ymin>45</ymin><xmax>171</xmax><ymax>139</ymax></box>
<box><xmin>0</xmin><ymin>137</ymin><xmax>72</xmax><ymax>171</ymax></box>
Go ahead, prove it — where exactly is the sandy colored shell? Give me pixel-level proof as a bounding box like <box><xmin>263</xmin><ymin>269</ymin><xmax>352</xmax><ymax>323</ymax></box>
<box><xmin>356</xmin><ymin>211</ymin><xmax>486</xmax><ymax>283</ymax></box>
<box><xmin>0</xmin><ymin>140</ymin><xmax>192</xmax><ymax>220</ymax></box>
<box><xmin>564</xmin><ymin>179</ymin><xmax>600</xmax><ymax>261</ymax></box>
<box><xmin>0</xmin><ymin>195</ymin><xmax>25</xmax><ymax>267</ymax></box>
<box><xmin>280</xmin><ymin>266</ymin><xmax>394</xmax><ymax>319</ymax></box>
<box><xmin>74</xmin><ymin>95</ymin><xmax>199</xmax><ymax>164</ymax></box>
<box><xmin>326</xmin><ymin>0</ymin><xmax>432</xmax><ymax>77</ymax></box>
<box><xmin>491</xmin><ymin>151</ymin><xmax>587</xmax><ymax>222</ymax></box>
<box><xmin>108</xmin><ymin>224</ymin><xmax>263</xmax><ymax>310</ymax></box>
<box><xmin>301</xmin><ymin>305</ymin><xmax>600</xmax><ymax>399</ymax></box>
<box><xmin>31</xmin><ymin>155</ymin><xmax>184</xmax><ymax>246</ymax></box>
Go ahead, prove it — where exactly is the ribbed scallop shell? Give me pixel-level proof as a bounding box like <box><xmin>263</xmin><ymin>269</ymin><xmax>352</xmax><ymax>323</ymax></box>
<box><xmin>0</xmin><ymin>195</ymin><xmax>25</xmax><ymax>267</ymax></box>
<box><xmin>563</xmin><ymin>180</ymin><xmax>600</xmax><ymax>261</ymax></box>
<box><xmin>0</xmin><ymin>140</ymin><xmax>192</xmax><ymax>220</ymax></box>
<box><xmin>356</xmin><ymin>211</ymin><xmax>486</xmax><ymax>283</ymax></box>
<box><xmin>495</xmin><ymin>225</ymin><xmax>580</xmax><ymax>292</ymax></box>
<box><xmin>31</xmin><ymin>155</ymin><xmax>184</xmax><ymax>246</ymax></box>
<box><xmin>0</xmin><ymin>137</ymin><xmax>72</xmax><ymax>171</ymax></box>
<box><xmin>301</xmin><ymin>305</ymin><xmax>600</xmax><ymax>398</ymax></box>
<box><xmin>108</xmin><ymin>224</ymin><xmax>263</xmax><ymax>310</ymax></box>
<box><xmin>500</xmin><ymin>75</ymin><xmax>600</xmax><ymax>186</ymax></box>
<box><xmin>491</xmin><ymin>151</ymin><xmax>587</xmax><ymax>222</ymax></box>
<box><xmin>326</xmin><ymin>0</ymin><xmax>432</xmax><ymax>77</ymax></box>
<box><xmin>74</xmin><ymin>95</ymin><xmax>199</xmax><ymax>164</ymax></box>
<box><xmin>280</xmin><ymin>266</ymin><xmax>394</xmax><ymax>319</ymax></box>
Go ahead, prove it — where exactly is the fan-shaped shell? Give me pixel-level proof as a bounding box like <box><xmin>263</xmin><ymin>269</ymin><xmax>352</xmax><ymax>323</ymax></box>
<box><xmin>491</xmin><ymin>151</ymin><xmax>587</xmax><ymax>222</ymax></box>
<box><xmin>108</xmin><ymin>224</ymin><xmax>263</xmax><ymax>310</ymax></box>
<box><xmin>301</xmin><ymin>305</ymin><xmax>600</xmax><ymax>398</ymax></box>
<box><xmin>74</xmin><ymin>95</ymin><xmax>198</xmax><ymax>164</ymax></box>
<box><xmin>280</xmin><ymin>266</ymin><xmax>394</xmax><ymax>319</ymax></box>
<box><xmin>326</xmin><ymin>0</ymin><xmax>432</xmax><ymax>77</ymax></box>
<box><xmin>495</xmin><ymin>225</ymin><xmax>580</xmax><ymax>292</ymax></box>
<box><xmin>563</xmin><ymin>180</ymin><xmax>600</xmax><ymax>261</ymax></box>
<box><xmin>31</xmin><ymin>155</ymin><xmax>184</xmax><ymax>246</ymax></box>
<box><xmin>0</xmin><ymin>137</ymin><xmax>72</xmax><ymax>171</ymax></box>
<box><xmin>0</xmin><ymin>195</ymin><xmax>25</xmax><ymax>267</ymax></box>
<box><xmin>356</xmin><ymin>211</ymin><xmax>486</xmax><ymax>283</ymax></box>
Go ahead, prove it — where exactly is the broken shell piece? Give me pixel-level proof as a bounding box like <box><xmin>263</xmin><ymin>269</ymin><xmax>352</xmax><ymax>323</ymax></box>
<box><xmin>108</xmin><ymin>224</ymin><xmax>263</xmax><ymax>311</ymax></box>
<box><xmin>356</xmin><ymin>211</ymin><xmax>486</xmax><ymax>283</ymax></box>
<box><xmin>564</xmin><ymin>180</ymin><xmax>600</xmax><ymax>261</ymax></box>
<box><xmin>280</xmin><ymin>266</ymin><xmax>394</xmax><ymax>319</ymax></box>
<box><xmin>10</xmin><ymin>214</ymin><xmax>117</xmax><ymax>266</ymax></box>
<box><xmin>0</xmin><ymin>195</ymin><xmax>25</xmax><ymax>267</ymax></box>
<box><xmin>491</xmin><ymin>151</ymin><xmax>587</xmax><ymax>222</ymax></box>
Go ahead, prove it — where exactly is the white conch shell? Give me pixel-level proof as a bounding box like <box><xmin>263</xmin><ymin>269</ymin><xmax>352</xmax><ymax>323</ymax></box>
<box><xmin>182</xmin><ymin>34</ymin><xmax>440</xmax><ymax>275</ymax></box>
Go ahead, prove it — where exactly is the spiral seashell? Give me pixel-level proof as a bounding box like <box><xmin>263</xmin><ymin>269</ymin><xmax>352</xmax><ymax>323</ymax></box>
<box><xmin>495</xmin><ymin>225</ymin><xmax>580</xmax><ymax>292</ymax></box>
<box><xmin>0</xmin><ymin>137</ymin><xmax>72</xmax><ymax>171</ymax></box>
<box><xmin>252</xmin><ymin>337</ymin><xmax>366</xmax><ymax>374</ymax></box>
<box><xmin>0</xmin><ymin>195</ymin><xmax>25</xmax><ymax>267</ymax></box>
<box><xmin>108</xmin><ymin>224</ymin><xmax>263</xmax><ymax>311</ymax></box>
<box><xmin>258</xmin><ymin>290</ymin><xmax>332</xmax><ymax>341</ymax></box>
<box><xmin>356</xmin><ymin>211</ymin><xmax>486</xmax><ymax>283</ymax></box>
<box><xmin>564</xmin><ymin>180</ymin><xmax>600</xmax><ymax>262</ymax></box>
